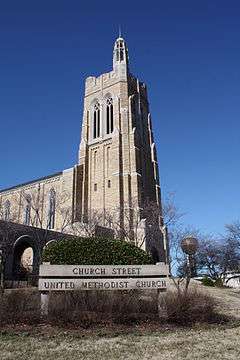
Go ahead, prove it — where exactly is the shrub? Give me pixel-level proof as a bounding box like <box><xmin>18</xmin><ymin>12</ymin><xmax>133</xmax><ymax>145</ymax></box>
<box><xmin>48</xmin><ymin>289</ymin><xmax>221</xmax><ymax>326</ymax></box>
<box><xmin>0</xmin><ymin>288</ymin><xmax>224</xmax><ymax>327</ymax></box>
<box><xmin>163</xmin><ymin>289</ymin><xmax>217</xmax><ymax>325</ymax></box>
<box><xmin>0</xmin><ymin>289</ymin><xmax>40</xmax><ymax>325</ymax></box>
<box><xmin>214</xmin><ymin>278</ymin><xmax>224</xmax><ymax>287</ymax></box>
<box><xmin>202</xmin><ymin>276</ymin><xmax>215</xmax><ymax>287</ymax></box>
<box><xmin>42</xmin><ymin>237</ymin><xmax>153</xmax><ymax>265</ymax></box>
<box><xmin>47</xmin><ymin>290</ymin><xmax>158</xmax><ymax>326</ymax></box>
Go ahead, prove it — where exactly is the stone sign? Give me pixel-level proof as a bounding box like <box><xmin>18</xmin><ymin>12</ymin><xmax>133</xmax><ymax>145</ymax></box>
<box><xmin>39</xmin><ymin>277</ymin><xmax>167</xmax><ymax>291</ymax></box>
<box><xmin>40</xmin><ymin>264</ymin><xmax>169</xmax><ymax>277</ymax></box>
<box><xmin>39</xmin><ymin>263</ymin><xmax>169</xmax><ymax>291</ymax></box>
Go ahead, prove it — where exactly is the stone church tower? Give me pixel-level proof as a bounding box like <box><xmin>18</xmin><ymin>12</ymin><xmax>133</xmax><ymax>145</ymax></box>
<box><xmin>74</xmin><ymin>35</ymin><xmax>165</xmax><ymax>257</ymax></box>
<box><xmin>0</xmin><ymin>35</ymin><xmax>167</xmax><ymax>263</ymax></box>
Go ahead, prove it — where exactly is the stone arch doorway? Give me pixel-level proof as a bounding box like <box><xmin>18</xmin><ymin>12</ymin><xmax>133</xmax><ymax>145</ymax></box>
<box><xmin>12</xmin><ymin>235</ymin><xmax>38</xmax><ymax>280</ymax></box>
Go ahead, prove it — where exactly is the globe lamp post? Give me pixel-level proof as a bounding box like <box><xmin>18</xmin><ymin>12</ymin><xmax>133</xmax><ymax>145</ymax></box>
<box><xmin>181</xmin><ymin>236</ymin><xmax>199</xmax><ymax>291</ymax></box>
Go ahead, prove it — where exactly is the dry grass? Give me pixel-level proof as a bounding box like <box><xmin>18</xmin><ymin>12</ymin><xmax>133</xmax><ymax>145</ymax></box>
<box><xmin>0</xmin><ymin>283</ymin><xmax>240</xmax><ymax>359</ymax></box>
<box><xmin>0</xmin><ymin>324</ymin><xmax>240</xmax><ymax>360</ymax></box>
<box><xmin>200</xmin><ymin>283</ymin><xmax>240</xmax><ymax>319</ymax></box>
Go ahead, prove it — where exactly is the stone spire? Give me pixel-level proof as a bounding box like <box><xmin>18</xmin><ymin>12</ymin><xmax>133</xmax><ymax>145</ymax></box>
<box><xmin>118</xmin><ymin>25</ymin><xmax>122</xmax><ymax>38</ymax></box>
<box><xmin>113</xmin><ymin>34</ymin><xmax>129</xmax><ymax>78</ymax></box>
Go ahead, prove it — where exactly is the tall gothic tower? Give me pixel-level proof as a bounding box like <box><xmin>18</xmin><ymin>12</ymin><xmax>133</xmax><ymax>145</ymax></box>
<box><xmin>75</xmin><ymin>35</ymin><xmax>166</xmax><ymax>259</ymax></box>
<box><xmin>0</xmin><ymin>34</ymin><xmax>168</xmax><ymax>265</ymax></box>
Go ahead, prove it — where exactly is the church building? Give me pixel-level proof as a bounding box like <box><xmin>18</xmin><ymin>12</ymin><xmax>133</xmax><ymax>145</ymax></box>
<box><xmin>0</xmin><ymin>35</ymin><xmax>167</xmax><ymax>262</ymax></box>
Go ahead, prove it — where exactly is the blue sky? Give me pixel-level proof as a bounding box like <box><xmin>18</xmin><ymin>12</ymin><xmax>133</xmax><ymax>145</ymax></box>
<box><xmin>0</xmin><ymin>1</ymin><xmax>239</xmax><ymax>235</ymax></box>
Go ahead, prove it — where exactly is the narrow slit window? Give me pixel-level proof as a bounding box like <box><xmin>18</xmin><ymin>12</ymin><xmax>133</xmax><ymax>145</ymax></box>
<box><xmin>93</xmin><ymin>111</ymin><xmax>97</xmax><ymax>139</ymax></box>
<box><xmin>110</xmin><ymin>103</ymin><xmax>113</xmax><ymax>133</ymax></box>
<box><xmin>106</xmin><ymin>147</ymin><xmax>110</xmax><ymax>177</ymax></box>
<box><xmin>93</xmin><ymin>102</ymin><xmax>100</xmax><ymax>139</ymax></box>
<box><xmin>97</xmin><ymin>108</ymin><xmax>100</xmax><ymax>137</ymax></box>
<box><xmin>94</xmin><ymin>183</ymin><xmax>97</xmax><ymax>191</ymax></box>
<box><xmin>108</xmin><ymin>180</ymin><xmax>111</xmax><ymax>188</ymax></box>
<box><xmin>106</xmin><ymin>98</ymin><xmax>113</xmax><ymax>134</ymax></box>
<box><xmin>94</xmin><ymin>150</ymin><xmax>97</xmax><ymax>180</ymax></box>
<box><xmin>106</xmin><ymin>106</ymin><xmax>110</xmax><ymax>134</ymax></box>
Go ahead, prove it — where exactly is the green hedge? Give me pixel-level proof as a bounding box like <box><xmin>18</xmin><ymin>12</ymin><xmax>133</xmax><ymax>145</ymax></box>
<box><xmin>42</xmin><ymin>237</ymin><xmax>153</xmax><ymax>265</ymax></box>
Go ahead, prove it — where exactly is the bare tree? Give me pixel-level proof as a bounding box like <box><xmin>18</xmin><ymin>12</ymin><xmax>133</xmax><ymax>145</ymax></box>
<box><xmin>0</xmin><ymin>189</ymin><xmax>73</xmax><ymax>263</ymax></box>
<box><xmin>68</xmin><ymin>209</ymin><xmax>105</xmax><ymax>238</ymax></box>
<box><xmin>162</xmin><ymin>192</ymin><xmax>185</xmax><ymax>227</ymax></box>
<box><xmin>160</xmin><ymin>193</ymin><xmax>204</xmax><ymax>293</ymax></box>
<box><xmin>63</xmin><ymin>198</ymin><xmax>167</xmax><ymax>252</ymax></box>
<box><xmin>104</xmin><ymin>200</ymin><xmax>144</xmax><ymax>247</ymax></box>
<box><xmin>20</xmin><ymin>189</ymin><xmax>72</xmax><ymax>232</ymax></box>
<box><xmin>103</xmin><ymin>198</ymin><xmax>167</xmax><ymax>251</ymax></box>
<box><xmin>225</xmin><ymin>221</ymin><xmax>240</xmax><ymax>243</ymax></box>
<box><xmin>168</xmin><ymin>225</ymin><xmax>200</xmax><ymax>293</ymax></box>
<box><xmin>196</xmin><ymin>234</ymin><xmax>240</xmax><ymax>281</ymax></box>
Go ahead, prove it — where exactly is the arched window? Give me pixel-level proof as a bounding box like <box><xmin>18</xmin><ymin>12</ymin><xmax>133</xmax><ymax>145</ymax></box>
<box><xmin>4</xmin><ymin>200</ymin><xmax>10</xmax><ymax>221</ymax></box>
<box><xmin>116</xmin><ymin>41</ymin><xmax>124</xmax><ymax>61</ymax></box>
<box><xmin>120</xmin><ymin>41</ymin><xmax>124</xmax><ymax>61</ymax></box>
<box><xmin>106</xmin><ymin>98</ymin><xmax>113</xmax><ymax>134</ymax></box>
<box><xmin>93</xmin><ymin>102</ymin><xmax>100</xmax><ymax>139</ymax></box>
<box><xmin>24</xmin><ymin>195</ymin><xmax>31</xmax><ymax>226</ymax></box>
<box><xmin>47</xmin><ymin>188</ymin><xmax>56</xmax><ymax>229</ymax></box>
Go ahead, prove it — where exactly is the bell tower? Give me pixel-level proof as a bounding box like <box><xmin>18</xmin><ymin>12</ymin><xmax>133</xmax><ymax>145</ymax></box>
<box><xmin>113</xmin><ymin>36</ymin><xmax>129</xmax><ymax>78</ymax></box>
<box><xmin>74</xmin><ymin>34</ymin><xmax>166</xmax><ymax>260</ymax></box>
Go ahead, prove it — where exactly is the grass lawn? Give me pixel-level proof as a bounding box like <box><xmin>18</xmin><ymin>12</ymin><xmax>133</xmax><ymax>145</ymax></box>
<box><xmin>1</xmin><ymin>283</ymin><xmax>240</xmax><ymax>359</ymax></box>
<box><xmin>1</xmin><ymin>323</ymin><xmax>240</xmax><ymax>360</ymax></box>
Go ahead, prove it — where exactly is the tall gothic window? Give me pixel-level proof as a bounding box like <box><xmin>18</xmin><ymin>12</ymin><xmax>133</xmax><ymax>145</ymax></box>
<box><xmin>4</xmin><ymin>200</ymin><xmax>10</xmax><ymax>221</ymax></box>
<box><xmin>24</xmin><ymin>195</ymin><xmax>31</xmax><ymax>226</ymax></box>
<box><xmin>93</xmin><ymin>102</ymin><xmax>100</xmax><ymax>139</ymax></box>
<box><xmin>106</xmin><ymin>98</ymin><xmax>113</xmax><ymax>134</ymax></box>
<box><xmin>47</xmin><ymin>188</ymin><xmax>56</xmax><ymax>229</ymax></box>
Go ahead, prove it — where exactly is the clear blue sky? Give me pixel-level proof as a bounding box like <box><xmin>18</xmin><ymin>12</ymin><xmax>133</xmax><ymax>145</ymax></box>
<box><xmin>0</xmin><ymin>1</ymin><xmax>239</xmax><ymax>235</ymax></box>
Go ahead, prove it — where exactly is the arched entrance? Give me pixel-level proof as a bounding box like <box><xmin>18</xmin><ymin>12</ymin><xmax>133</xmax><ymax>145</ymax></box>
<box><xmin>12</xmin><ymin>235</ymin><xmax>38</xmax><ymax>280</ymax></box>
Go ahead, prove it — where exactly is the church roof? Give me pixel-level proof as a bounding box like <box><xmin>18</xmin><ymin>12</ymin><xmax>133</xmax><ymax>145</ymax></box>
<box><xmin>0</xmin><ymin>171</ymin><xmax>63</xmax><ymax>194</ymax></box>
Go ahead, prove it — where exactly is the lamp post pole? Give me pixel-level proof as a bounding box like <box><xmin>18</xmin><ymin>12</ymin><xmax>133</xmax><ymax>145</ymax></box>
<box><xmin>180</xmin><ymin>236</ymin><xmax>198</xmax><ymax>293</ymax></box>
